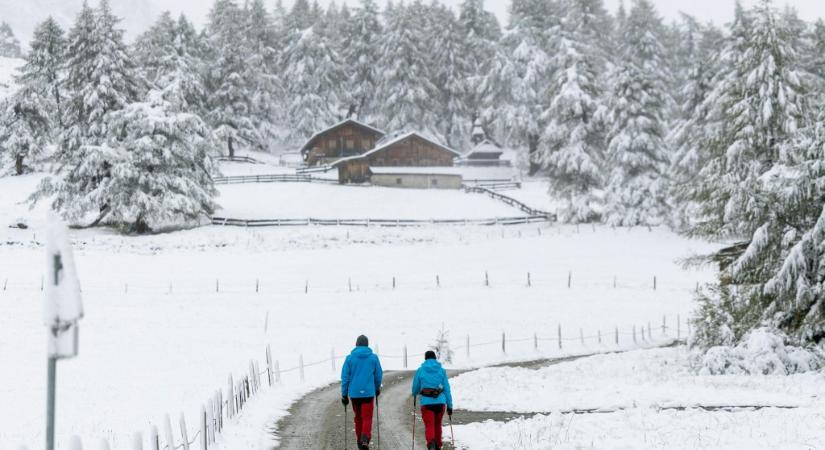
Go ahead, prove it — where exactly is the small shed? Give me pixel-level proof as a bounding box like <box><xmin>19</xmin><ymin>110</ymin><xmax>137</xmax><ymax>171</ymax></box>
<box><xmin>370</xmin><ymin>167</ymin><xmax>463</xmax><ymax>190</ymax></box>
<box><xmin>301</xmin><ymin>119</ymin><xmax>386</xmax><ymax>166</ymax></box>
<box><xmin>457</xmin><ymin>139</ymin><xmax>513</xmax><ymax>167</ymax></box>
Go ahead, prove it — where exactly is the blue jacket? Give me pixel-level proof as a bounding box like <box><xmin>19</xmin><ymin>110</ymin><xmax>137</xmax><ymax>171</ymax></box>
<box><xmin>411</xmin><ymin>359</ymin><xmax>453</xmax><ymax>409</ymax></box>
<box><xmin>341</xmin><ymin>346</ymin><xmax>383</xmax><ymax>398</ymax></box>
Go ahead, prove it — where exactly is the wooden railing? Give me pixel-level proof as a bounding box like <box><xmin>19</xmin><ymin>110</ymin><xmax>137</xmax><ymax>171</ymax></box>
<box><xmin>211</xmin><ymin>215</ymin><xmax>552</xmax><ymax>228</ymax></box>
<box><xmin>213</xmin><ymin>174</ymin><xmax>338</xmax><ymax>185</ymax></box>
<box><xmin>464</xmin><ymin>186</ymin><xmax>555</xmax><ymax>220</ymax></box>
<box><xmin>216</xmin><ymin>155</ymin><xmax>261</xmax><ymax>164</ymax></box>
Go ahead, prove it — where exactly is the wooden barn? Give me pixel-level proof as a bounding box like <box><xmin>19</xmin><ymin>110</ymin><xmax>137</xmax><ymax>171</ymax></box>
<box><xmin>332</xmin><ymin>132</ymin><xmax>462</xmax><ymax>184</ymax></box>
<box><xmin>301</xmin><ymin>119</ymin><xmax>386</xmax><ymax>166</ymax></box>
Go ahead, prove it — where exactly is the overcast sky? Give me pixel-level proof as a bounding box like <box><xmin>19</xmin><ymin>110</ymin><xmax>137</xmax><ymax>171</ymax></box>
<box><xmin>152</xmin><ymin>0</ymin><xmax>825</xmax><ymax>28</ymax></box>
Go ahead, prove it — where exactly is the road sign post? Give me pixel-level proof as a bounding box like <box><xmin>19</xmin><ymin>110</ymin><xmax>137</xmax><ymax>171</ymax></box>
<box><xmin>43</xmin><ymin>216</ymin><xmax>83</xmax><ymax>450</ymax></box>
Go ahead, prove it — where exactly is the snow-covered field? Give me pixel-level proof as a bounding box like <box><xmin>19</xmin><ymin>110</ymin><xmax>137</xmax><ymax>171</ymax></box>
<box><xmin>0</xmin><ymin>172</ymin><xmax>718</xmax><ymax>448</ymax></box>
<box><xmin>452</xmin><ymin>347</ymin><xmax>825</xmax><ymax>449</ymax></box>
<box><xmin>216</xmin><ymin>182</ymin><xmax>525</xmax><ymax>220</ymax></box>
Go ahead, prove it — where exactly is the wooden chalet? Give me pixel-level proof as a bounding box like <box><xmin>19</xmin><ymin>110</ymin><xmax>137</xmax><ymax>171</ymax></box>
<box><xmin>332</xmin><ymin>132</ymin><xmax>462</xmax><ymax>184</ymax></box>
<box><xmin>301</xmin><ymin>119</ymin><xmax>386</xmax><ymax>166</ymax></box>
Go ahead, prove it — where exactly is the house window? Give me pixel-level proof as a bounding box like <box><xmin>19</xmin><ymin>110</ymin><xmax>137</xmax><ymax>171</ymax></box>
<box><xmin>396</xmin><ymin>178</ymin><xmax>403</xmax><ymax>185</ymax></box>
<box><xmin>431</xmin><ymin>178</ymin><xmax>438</xmax><ymax>187</ymax></box>
<box><xmin>328</xmin><ymin>139</ymin><xmax>336</xmax><ymax>149</ymax></box>
<box><xmin>346</xmin><ymin>139</ymin><xmax>355</xmax><ymax>149</ymax></box>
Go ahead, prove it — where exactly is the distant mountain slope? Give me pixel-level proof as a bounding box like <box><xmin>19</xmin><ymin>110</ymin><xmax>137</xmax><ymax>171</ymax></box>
<box><xmin>0</xmin><ymin>0</ymin><xmax>157</xmax><ymax>46</ymax></box>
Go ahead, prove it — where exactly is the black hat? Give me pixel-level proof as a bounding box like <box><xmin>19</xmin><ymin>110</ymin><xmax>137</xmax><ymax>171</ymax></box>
<box><xmin>356</xmin><ymin>335</ymin><xmax>369</xmax><ymax>347</ymax></box>
<box><xmin>425</xmin><ymin>350</ymin><xmax>437</xmax><ymax>360</ymax></box>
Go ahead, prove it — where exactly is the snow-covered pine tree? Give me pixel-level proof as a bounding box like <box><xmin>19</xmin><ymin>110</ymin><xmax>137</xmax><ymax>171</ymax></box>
<box><xmin>31</xmin><ymin>0</ymin><xmax>142</xmax><ymax>226</ymax></box>
<box><xmin>805</xmin><ymin>19</ymin><xmax>825</xmax><ymax>99</ymax></box>
<box><xmin>0</xmin><ymin>89</ymin><xmax>51</xmax><ymax>175</ymax></box>
<box><xmin>204</xmin><ymin>0</ymin><xmax>257</xmax><ymax>157</ymax></box>
<box><xmin>667</xmin><ymin>20</ymin><xmax>723</xmax><ymax>230</ymax></box>
<box><xmin>341</xmin><ymin>0</ymin><xmax>382</xmax><ymax>120</ymax></box>
<box><xmin>103</xmin><ymin>89</ymin><xmax>218</xmax><ymax>234</ymax></box>
<box><xmin>430</xmin><ymin>5</ymin><xmax>472</xmax><ymax>148</ymax></box>
<box><xmin>458</xmin><ymin>0</ymin><xmax>501</xmax><ymax>125</ymax></box>
<box><xmin>603</xmin><ymin>0</ymin><xmax>671</xmax><ymax>226</ymax></box>
<box><xmin>242</xmin><ymin>0</ymin><xmax>281</xmax><ymax>149</ymax></box>
<box><xmin>0</xmin><ymin>22</ymin><xmax>21</xmax><ymax>58</ymax></box>
<box><xmin>374</xmin><ymin>1</ymin><xmax>441</xmax><ymax>138</ymax></box>
<box><xmin>15</xmin><ymin>17</ymin><xmax>66</xmax><ymax>133</ymax></box>
<box><xmin>285</xmin><ymin>0</ymin><xmax>315</xmax><ymax>33</ymax></box>
<box><xmin>689</xmin><ymin>0</ymin><xmax>807</xmax><ymax>240</ymax></box>
<box><xmin>279</xmin><ymin>24</ymin><xmax>343</xmax><ymax>144</ymax></box>
<box><xmin>690</xmin><ymin>0</ymin><xmax>815</xmax><ymax>348</ymax></box>
<box><xmin>537</xmin><ymin>0</ymin><xmax>609</xmax><ymax>223</ymax></box>
<box><xmin>482</xmin><ymin>0</ymin><xmax>554</xmax><ymax>175</ymax></box>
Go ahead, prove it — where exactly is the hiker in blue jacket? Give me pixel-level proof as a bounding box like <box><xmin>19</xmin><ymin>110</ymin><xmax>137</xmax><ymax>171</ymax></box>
<box><xmin>412</xmin><ymin>351</ymin><xmax>453</xmax><ymax>450</ymax></box>
<box><xmin>341</xmin><ymin>335</ymin><xmax>383</xmax><ymax>450</ymax></box>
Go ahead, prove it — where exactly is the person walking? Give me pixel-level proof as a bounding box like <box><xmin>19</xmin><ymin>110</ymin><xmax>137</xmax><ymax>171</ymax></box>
<box><xmin>341</xmin><ymin>335</ymin><xmax>383</xmax><ymax>450</ymax></box>
<box><xmin>412</xmin><ymin>351</ymin><xmax>453</xmax><ymax>450</ymax></box>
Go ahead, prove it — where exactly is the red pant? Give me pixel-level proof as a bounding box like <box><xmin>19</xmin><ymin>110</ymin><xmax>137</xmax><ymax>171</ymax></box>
<box><xmin>351</xmin><ymin>397</ymin><xmax>374</xmax><ymax>442</ymax></box>
<box><xmin>421</xmin><ymin>404</ymin><xmax>445</xmax><ymax>447</ymax></box>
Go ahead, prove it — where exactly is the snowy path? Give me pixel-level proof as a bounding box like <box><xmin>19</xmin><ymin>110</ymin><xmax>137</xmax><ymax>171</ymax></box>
<box><xmin>273</xmin><ymin>347</ymin><xmax>678</xmax><ymax>450</ymax></box>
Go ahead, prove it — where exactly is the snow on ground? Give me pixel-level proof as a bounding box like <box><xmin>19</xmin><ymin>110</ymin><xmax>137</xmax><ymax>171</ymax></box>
<box><xmin>218</xmin><ymin>160</ymin><xmax>296</xmax><ymax>177</ymax></box>
<box><xmin>215</xmin><ymin>182</ymin><xmax>524</xmax><ymax>220</ymax></box>
<box><xmin>0</xmin><ymin>57</ymin><xmax>22</xmax><ymax>99</ymax></box>
<box><xmin>451</xmin><ymin>347</ymin><xmax>825</xmax><ymax>449</ymax></box>
<box><xmin>0</xmin><ymin>173</ymin><xmax>719</xmax><ymax>448</ymax></box>
<box><xmin>508</xmin><ymin>179</ymin><xmax>563</xmax><ymax>214</ymax></box>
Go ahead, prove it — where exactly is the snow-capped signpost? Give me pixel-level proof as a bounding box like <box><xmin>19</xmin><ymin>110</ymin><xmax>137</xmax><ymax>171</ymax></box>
<box><xmin>43</xmin><ymin>216</ymin><xmax>83</xmax><ymax>450</ymax></box>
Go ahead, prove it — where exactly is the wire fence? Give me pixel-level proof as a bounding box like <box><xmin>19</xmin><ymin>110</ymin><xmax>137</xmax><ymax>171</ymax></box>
<box><xmin>29</xmin><ymin>314</ymin><xmax>694</xmax><ymax>450</ymax></box>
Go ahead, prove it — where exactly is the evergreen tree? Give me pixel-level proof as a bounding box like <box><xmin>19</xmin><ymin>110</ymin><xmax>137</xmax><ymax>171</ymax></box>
<box><xmin>374</xmin><ymin>2</ymin><xmax>441</xmax><ymax>137</ymax></box>
<box><xmin>279</xmin><ymin>25</ymin><xmax>343</xmax><ymax>144</ymax></box>
<box><xmin>133</xmin><ymin>11</ymin><xmax>178</xmax><ymax>84</ymax></box>
<box><xmin>538</xmin><ymin>0</ymin><xmax>609</xmax><ymax>223</ymax></box>
<box><xmin>430</xmin><ymin>5</ymin><xmax>472</xmax><ymax>148</ymax></box>
<box><xmin>342</xmin><ymin>0</ymin><xmax>382</xmax><ymax>120</ymax></box>
<box><xmin>483</xmin><ymin>0</ymin><xmax>554</xmax><ymax>174</ymax></box>
<box><xmin>204</xmin><ymin>0</ymin><xmax>257</xmax><ymax>157</ymax></box>
<box><xmin>243</xmin><ymin>0</ymin><xmax>281</xmax><ymax>148</ymax></box>
<box><xmin>0</xmin><ymin>89</ymin><xmax>51</xmax><ymax>175</ymax></box>
<box><xmin>689</xmin><ymin>0</ymin><xmax>807</xmax><ymax>240</ymax></box>
<box><xmin>459</xmin><ymin>0</ymin><xmax>501</xmax><ymax>124</ymax></box>
<box><xmin>603</xmin><ymin>0</ymin><xmax>670</xmax><ymax>226</ymax></box>
<box><xmin>16</xmin><ymin>17</ymin><xmax>66</xmax><ymax>131</ymax></box>
<box><xmin>0</xmin><ymin>22</ymin><xmax>21</xmax><ymax>58</ymax></box>
<box><xmin>32</xmin><ymin>0</ymin><xmax>142</xmax><ymax>226</ymax></box>
<box><xmin>103</xmin><ymin>89</ymin><xmax>218</xmax><ymax>233</ymax></box>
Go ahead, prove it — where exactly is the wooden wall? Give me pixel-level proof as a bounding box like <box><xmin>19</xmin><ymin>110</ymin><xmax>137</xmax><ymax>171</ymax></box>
<box><xmin>368</xmin><ymin>135</ymin><xmax>455</xmax><ymax>167</ymax></box>
<box><xmin>306</xmin><ymin>123</ymin><xmax>382</xmax><ymax>166</ymax></box>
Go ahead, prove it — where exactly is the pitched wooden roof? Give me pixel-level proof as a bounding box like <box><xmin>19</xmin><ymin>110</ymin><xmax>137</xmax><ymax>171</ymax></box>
<box><xmin>301</xmin><ymin>119</ymin><xmax>386</xmax><ymax>152</ymax></box>
<box><xmin>329</xmin><ymin>132</ymin><xmax>461</xmax><ymax>167</ymax></box>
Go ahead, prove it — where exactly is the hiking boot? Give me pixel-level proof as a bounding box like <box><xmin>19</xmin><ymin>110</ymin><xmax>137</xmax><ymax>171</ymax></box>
<box><xmin>427</xmin><ymin>443</ymin><xmax>437</xmax><ymax>450</ymax></box>
<box><xmin>359</xmin><ymin>436</ymin><xmax>370</xmax><ymax>449</ymax></box>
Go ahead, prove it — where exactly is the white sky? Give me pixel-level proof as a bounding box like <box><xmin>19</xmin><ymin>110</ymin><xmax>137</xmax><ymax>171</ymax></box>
<box><xmin>151</xmin><ymin>0</ymin><xmax>825</xmax><ymax>28</ymax></box>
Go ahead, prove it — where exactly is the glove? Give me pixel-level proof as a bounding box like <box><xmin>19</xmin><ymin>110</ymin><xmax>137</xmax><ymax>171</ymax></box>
<box><xmin>447</xmin><ymin>408</ymin><xmax>453</xmax><ymax>417</ymax></box>
<box><xmin>376</xmin><ymin>388</ymin><xmax>381</xmax><ymax>397</ymax></box>
<box><xmin>342</xmin><ymin>396</ymin><xmax>349</xmax><ymax>406</ymax></box>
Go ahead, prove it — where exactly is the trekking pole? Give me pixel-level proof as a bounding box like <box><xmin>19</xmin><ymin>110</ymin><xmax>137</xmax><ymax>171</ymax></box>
<box><xmin>376</xmin><ymin>396</ymin><xmax>381</xmax><ymax>450</ymax></box>
<box><xmin>449</xmin><ymin>412</ymin><xmax>455</xmax><ymax>448</ymax></box>
<box><xmin>411</xmin><ymin>397</ymin><xmax>417</xmax><ymax>450</ymax></box>
<box><xmin>344</xmin><ymin>403</ymin><xmax>348</xmax><ymax>450</ymax></box>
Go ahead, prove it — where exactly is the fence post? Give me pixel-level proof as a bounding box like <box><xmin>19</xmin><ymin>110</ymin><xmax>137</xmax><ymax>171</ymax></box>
<box><xmin>466</xmin><ymin>335</ymin><xmax>470</xmax><ymax>358</ymax></box>
<box><xmin>615</xmin><ymin>327</ymin><xmax>619</xmax><ymax>345</ymax></box>
<box><xmin>579</xmin><ymin>328</ymin><xmax>584</xmax><ymax>345</ymax></box>
<box><xmin>533</xmin><ymin>333</ymin><xmax>538</xmax><ymax>350</ymax></box>
<box><xmin>266</xmin><ymin>346</ymin><xmax>273</xmax><ymax>387</ymax></box>
<box><xmin>393</xmin><ymin>276</ymin><xmax>396</xmax><ymax>289</ymax></box>
<box><xmin>299</xmin><ymin>355</ymin><xmax>305</xmax><ymax>382</ymax></box>
<box><xmin>349</xmin><ymin>278</ymin><xmax>352</xmax><ymax>292</ymax></box>
<box><xmin>598</xmin><ymin>330</ymin><xmax>602</xmax><ymax>345</ymax></box>
<box><xmin>164</xmin><ymin>415</ymin><xmax>176</xmax><ymax>450</ymax></box>
<box><xmin>256</xmin><ymin>279</ymin><xmax>260</xmax><ymax>293</ymax></box>
<box><xmin>485</xmin><ymin>271</ymin><xmax>489</xmax><ymax>287</ymax></box>
<box><xmin>305</xmin><ymin>281</ymin><xmax>308</xmax><ymax>294</ymax></box>
<box><xmin>403</xmin><ymin>345</ymin><xmax>408</xmax><ymax>369</ymax></box>
<box><xmin>641</xmin><ymin>325</ymin><xmax>646</xmax><ymax>342</ymax></box>
<box><xmin>527</xmin><ymin>272</ymin><xmax>532</xmax><ymax>287</ymax></box>
<box><xmin>653</xmin><ymin>275</ymin><xmax>657</xmax><ymax>290</ymax></box>
<box><xmin>501</xmin><ymin>332</ymin><xmax>506</xmax><ymax>353</ymax></box>
<box><xmin>557</xmin><ymin>324</ymin><xmax>562</xmax><ymax>350</ymax></box>
<box><xmin>217</xmin><ymin>390</ymin><xmax>224</xmax><ymax>431</ymax></box>
<box><xmin>150</xmin><ymin>426</ymin><xmax>159</xmax><ymax>450</ymax></box>
<box><xmin>436</xmin><ymin>275</ymin><xmax>440</xmax><ymax>288</ymax></box>
<box><xmin>662</xmin><ymin>315</ymin><xmax>667</xmax><ymax>335</ymax></box>
<box><xmin>201</xmin><ymin>407</ymin><xmax>207</xmax><ymax>450</ymax></box>
<box><xmin>216</xmin><ymin>279</ymin><xmax>219</xmax><ymax>293</ymax></box>
<box><xmin>677</xmin><ymin>314</ymin><xmax>681</xmax><ymax>339</ymax></box>
<box><xmin>331</xmin><ymin>348</ymin><xmax>336</xmax><ymax>373</ymax></box>
<box><xmin>567</xmin><ymin>271</ymin><xmax>571</xmax><ymax>288</ymax></box>
<box><xmin>132</xmin><ymin>433</ymin><xmax>143</xmax><ymax>450</ymax></box>
<box><xmin>632</xmin><ymin>326</ymin><xmax>637</xmax><ymax>344</ymax></box>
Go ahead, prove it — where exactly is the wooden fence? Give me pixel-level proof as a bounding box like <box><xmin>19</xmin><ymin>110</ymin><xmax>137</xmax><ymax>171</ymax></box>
<box><xmin>210</xmin><ymin>215</ymin><xmax>552</xmax><ymax>228</ymax></box>
<box><xmin>213</xmin><ymin>174</ymin><xmax>338</xmax><ymax>185</ymax></box>
<box><xmin>464</xmin><ymin>185</ymin><xmax>555</xmax><ymax>220</ymax></box>
<box><xmin>215</xmin><ymin>155</ymin><xmax>261</xmax><ymax>164</ymax></box>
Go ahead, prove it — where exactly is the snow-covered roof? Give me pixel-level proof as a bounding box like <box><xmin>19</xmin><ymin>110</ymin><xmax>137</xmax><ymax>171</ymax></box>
<box><xmin>464</xmin><ymin>139</ymin><xmax>503</xmax><ymax>157</ymax></box>
<box><xmin>301</xmin><ymin>118</ymin><xmax>386</xmax><ymax>152</ymax></box>
<box><xmin>330</xmin><ymin>132</ymin><xmax>462</xmax><ymax>167</ymax></box>
<box><xmin>369</xmin><ymin>167</ymin><xmax>464</xmax><ymax>176</ymax></box>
